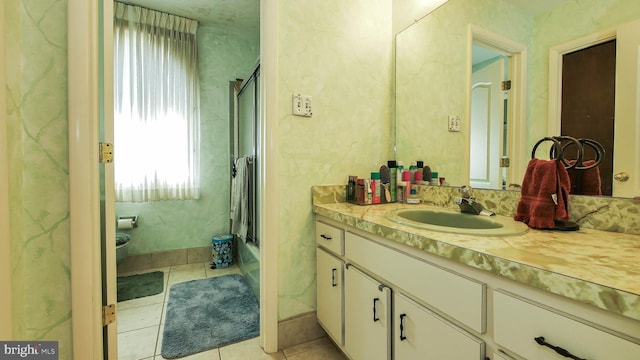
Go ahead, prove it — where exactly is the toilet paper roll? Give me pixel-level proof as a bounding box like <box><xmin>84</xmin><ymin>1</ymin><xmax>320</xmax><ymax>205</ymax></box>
<box><xmin>117</xmin><ymin>218</ymin><xmax>134</xmax><ymax>230</ymax></box>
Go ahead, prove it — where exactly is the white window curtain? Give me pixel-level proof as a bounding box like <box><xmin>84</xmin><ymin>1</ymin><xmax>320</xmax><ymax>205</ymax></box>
<box><xmin>114</xmin><ymin>2</ymin><xmax>200</xmax><ymax>202</ymax></box>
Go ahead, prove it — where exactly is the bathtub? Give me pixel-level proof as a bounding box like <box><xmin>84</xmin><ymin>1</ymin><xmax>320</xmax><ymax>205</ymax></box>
<box><xmin>237</xmin><ymin>239</ymin><xmax>260</xmax><ymax>301</ymax></box>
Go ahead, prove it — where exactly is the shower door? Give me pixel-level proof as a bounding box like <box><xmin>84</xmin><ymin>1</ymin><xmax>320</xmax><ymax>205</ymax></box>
<box><xmin>234</xmin><ymin>64</ymin><xmax>260</xmax><ymax>246</ymax></box>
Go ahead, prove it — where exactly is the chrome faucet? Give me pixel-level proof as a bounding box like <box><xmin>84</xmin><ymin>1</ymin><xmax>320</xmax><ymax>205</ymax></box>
<box><xmin>454</xmin><ymin>185</ymin><xmax>495</xmax><ymax>216</ymax></box>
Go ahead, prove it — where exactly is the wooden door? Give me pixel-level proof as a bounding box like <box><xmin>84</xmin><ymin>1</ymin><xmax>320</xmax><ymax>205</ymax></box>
<box><xmin>561</xmin><ymin>39</ymin><xmax>615</xmax><ymax>196</ymax></box>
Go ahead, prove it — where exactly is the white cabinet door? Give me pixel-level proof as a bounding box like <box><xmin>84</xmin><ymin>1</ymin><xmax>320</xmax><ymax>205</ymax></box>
<box><xmin>394</xmin><ymin>292</ymin><xmax>485</xmax><ymax>360</ymax></box>
<box><xmin>344</xmin><ymin>264</ymin><xmax>391</xmax><ymax>360</ymax></box>
<box><xmin>316</xmin><ymin>247</ymin><xmax>344</xmax><ymax>346</ymax></box>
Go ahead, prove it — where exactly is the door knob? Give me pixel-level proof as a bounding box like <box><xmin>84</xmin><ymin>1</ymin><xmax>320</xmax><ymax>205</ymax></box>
<box><xmin>614</xmin><ymin>172</ymin><xmax>630</xmax><ymax>182</ymax></box>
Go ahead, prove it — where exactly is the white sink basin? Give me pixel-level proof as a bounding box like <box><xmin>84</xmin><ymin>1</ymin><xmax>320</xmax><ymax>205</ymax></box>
<box><xmin>387</xmin><ymin>207</ymin><xmax>528</xmax><ymax>236</ymax></box>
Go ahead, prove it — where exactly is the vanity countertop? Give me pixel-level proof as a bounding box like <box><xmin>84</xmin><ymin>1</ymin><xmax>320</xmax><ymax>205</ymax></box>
<box><xmin>313</xmin><ymin>202</ymin><xmax>640</xmax><ymax>321</ymax></box>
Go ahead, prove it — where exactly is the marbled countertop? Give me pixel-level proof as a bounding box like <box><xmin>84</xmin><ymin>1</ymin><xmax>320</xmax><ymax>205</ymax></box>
<box><xmin>313</xmin><ymin>202</ymin><xmax>640</xmax><ymax>321</ymax></box>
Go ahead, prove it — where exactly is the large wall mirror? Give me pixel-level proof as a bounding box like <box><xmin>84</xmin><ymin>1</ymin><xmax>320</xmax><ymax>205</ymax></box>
<box><xmin>395</xmin><ymin>0</ymin><xmax>640</xmax><ymax>198</ymax></box>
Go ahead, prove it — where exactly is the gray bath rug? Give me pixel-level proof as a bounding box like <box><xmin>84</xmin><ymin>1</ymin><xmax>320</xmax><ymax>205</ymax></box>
<box><xmin>117</xmin><ymin>271</ymin><xmax>164</xmax><ymax>302</ymax></box>
<box><xmin>161</xmin><ymin>274</ymin><xmax>260</xmax><ymax>359</ymax></box>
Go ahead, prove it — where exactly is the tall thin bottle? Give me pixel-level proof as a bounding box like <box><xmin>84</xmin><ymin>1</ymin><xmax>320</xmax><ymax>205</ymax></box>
<box><xmin>388</xmin><ymin>160</ymin><xmax>397</xmax><ymax>202</ymax></box>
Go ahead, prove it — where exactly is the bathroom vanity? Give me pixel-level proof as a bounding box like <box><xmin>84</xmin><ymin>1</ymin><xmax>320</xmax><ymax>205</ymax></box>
<box><xmin>314</xmin><ymin>202</ymin><xmax>640</xmax><ymax>360</ymax></box>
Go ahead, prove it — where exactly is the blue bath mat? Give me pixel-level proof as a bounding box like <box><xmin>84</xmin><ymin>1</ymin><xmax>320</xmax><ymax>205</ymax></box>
<box><xmin>161</xmin><ymin>274</ymin><xmax>259</xmax><ymax>358</ymax></box>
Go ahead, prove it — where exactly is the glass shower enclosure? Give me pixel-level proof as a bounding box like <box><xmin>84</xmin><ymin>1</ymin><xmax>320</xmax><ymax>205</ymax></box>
<box><xmin>232</xmin><ymin>63</ymin><xmax>260</xmax><ymax>300</ymax></box>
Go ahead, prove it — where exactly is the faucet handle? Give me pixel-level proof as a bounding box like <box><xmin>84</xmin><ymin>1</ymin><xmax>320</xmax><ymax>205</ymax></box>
<box><xmin>459</xmin><ymin>185</ymin><xmax>472</xmax><ymax>195</ymax></box>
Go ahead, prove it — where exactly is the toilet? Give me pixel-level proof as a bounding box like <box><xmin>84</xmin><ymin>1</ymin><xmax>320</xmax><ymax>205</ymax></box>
<box><xmin>116</xmin><ymin>232</ymin><xmax>131</xmax><ymax>265</ymax></box>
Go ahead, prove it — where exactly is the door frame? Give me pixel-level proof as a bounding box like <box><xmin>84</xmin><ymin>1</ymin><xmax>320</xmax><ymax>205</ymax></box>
<box><xmin>68</xmin><ymin>0</ymin><xmax>280</xmax><ymax>357</ymax></box>
<box><xmin>68</xmin><ymin>0</ymin><xmax>105</xmax><ymax>359</ymax></box>
<box><xmin>0</xmin><ymin>1</ymin><xmax>13</xmax><ymax>340</ymax></box>
<box><xmin>468</xmin><ymin>25</ymin><xmax>527</xmax><ymax>188</ymax></box>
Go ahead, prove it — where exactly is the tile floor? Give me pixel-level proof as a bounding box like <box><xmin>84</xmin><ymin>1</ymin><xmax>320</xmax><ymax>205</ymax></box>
<box><xmin>117</xmin><ymin>262</ymin><xmax>347</xmax><ymax>360</ymax></box>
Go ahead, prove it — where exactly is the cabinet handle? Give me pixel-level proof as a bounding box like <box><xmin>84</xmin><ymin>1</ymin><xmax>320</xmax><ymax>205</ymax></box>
<box><xmin>534</xmin><ymin>337</ymin><xmax>587</xmax><ymax>360</ymax></box>
<box><xmin>320</xmin><ymin>234</ymin><xmax>332</xmax><ymax>240</ymax></box>
<box><xmin>331</xmin><ymin>268</ymin><xmax>337</xmax><ymax>287</ymax></box>
<box><xmin>399</xmin><ymin>314</ymin><xmax>407</xmax><ymax>341</ymax></box>
<box><xmin>373</xmin><ymin>298</ymin><xmax>380</xmax><ymax>322</ymax></box>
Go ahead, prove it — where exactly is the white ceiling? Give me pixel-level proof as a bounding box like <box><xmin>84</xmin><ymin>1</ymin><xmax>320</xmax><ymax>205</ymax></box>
<box><xmin>118</xmin><ymin>0</ymin><xmax>259</xmax><ymax>37</ymax></box>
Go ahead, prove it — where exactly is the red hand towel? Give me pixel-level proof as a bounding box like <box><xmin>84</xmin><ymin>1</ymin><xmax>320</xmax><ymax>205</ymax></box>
<box><xmin>566</xmin><ymin>159</ymin><xmax>602</xmax><ymax>196</ymax></box>
<box><xmin>514</xmin><ymin>158</ymin><xmax>571</xmax><ymax>229</ymax></box>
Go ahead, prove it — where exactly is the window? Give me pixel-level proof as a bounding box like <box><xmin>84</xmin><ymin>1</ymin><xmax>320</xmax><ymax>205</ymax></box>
<box><xmin>113</xmin><ymin>2</ymin><xmax>200</xmax><ymax>202</ymax></box>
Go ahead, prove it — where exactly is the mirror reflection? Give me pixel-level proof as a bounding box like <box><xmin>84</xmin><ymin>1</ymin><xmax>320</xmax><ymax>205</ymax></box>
<box><xmin>395</xmin><ymin>0</ymin><xmax>640</xmax><ymax>198</ymax></box>
<box><xmin>469</xmin><ymin>42</ymin><xmax>510</xmax><ymax>190</ymax></box>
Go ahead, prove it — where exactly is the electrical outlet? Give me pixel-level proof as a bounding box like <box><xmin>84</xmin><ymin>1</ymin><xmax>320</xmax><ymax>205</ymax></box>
<box><xmin>448</xmin><ymin>115</ymin><xmax>460</xmax><ymax>132</ymax></box>
<box><xmin>292</xmin><ymin>93</ymin><xmax>313</xmax><ymax>117</ymax></box>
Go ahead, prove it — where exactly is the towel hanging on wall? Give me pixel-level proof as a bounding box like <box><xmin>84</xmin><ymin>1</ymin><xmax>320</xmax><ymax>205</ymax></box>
<box><xmin>231</xmin><ymin>157</ymin><xmax>251</xmax><ymax>240</ymax></box>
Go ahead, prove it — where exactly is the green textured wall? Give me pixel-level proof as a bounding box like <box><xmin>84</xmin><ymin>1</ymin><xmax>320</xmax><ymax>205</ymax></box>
<box><xmin>276</xmin><ymin>0</ymin><xmax>394</xmax><ymax>319</ymax></box>
<box><xmin>5</xmin><ymin>0</ymin><xmax>72</xmax><ymax>358</ymax></box>
<box><xmin>115</xmin><ymin>26</ymin><xmax>259</xmax><ymax>255</ymax></box>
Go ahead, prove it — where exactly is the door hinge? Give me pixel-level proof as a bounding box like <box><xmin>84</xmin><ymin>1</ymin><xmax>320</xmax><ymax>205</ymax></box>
<box><xmin>500</xmin><ymin>157</ymin><xmax>510</xmax><ymax>167</ymax></box>
<box><xmin>99</xmin><ymin>142</ymin><xmax>113</xmax><ymax>163</ymax></box>
<box><xmin>501</xmin><ymin>80</ymin><xmax>512</xmax><ymax>91</ymax></box>
<box><xmin>103</xmin><ymin>304</ymin><xmax>116</xmax><ymax>326</ymax></box>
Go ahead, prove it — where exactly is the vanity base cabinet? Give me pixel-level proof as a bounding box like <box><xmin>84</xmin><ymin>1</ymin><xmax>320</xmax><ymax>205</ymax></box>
<box><xmin>344</xmin><ymin>264</ymin><xmax>391</xmax><ymax>360</ymax></box>
<box><xmin>394</xmin><ymin>292</ymin><xmax>485</xmax><ymax>359</ymax></box>
<box><xmin>316</xmin><ymin>247</ymin><xmax>344</xmax><ymax>346</ymax></box>
<box><xmin>494</xmin><ymin>290</ymin><xmax>640</xmax><ymax>359</ymax></box>
<box><xmin>315</xmin><ymin>217</ymin><xmax>640</xmax><ymax>360</ymax></box>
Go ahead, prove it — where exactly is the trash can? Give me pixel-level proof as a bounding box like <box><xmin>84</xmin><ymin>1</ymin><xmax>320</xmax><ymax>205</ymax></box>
<box><xmin>211</xmin><ymin>234</ymin><xmax>233</xmax><ymax>269</ymax></box>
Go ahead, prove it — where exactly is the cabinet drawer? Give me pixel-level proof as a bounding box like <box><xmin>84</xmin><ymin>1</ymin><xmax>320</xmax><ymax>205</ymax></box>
<box><xmin>345</xmin><ymin>231</ymin><xmax>486</xmax><ymax>333</ymax></box>
<box><xmin>316</xmin><ymin>221</ymin><xmax>344</xmax><ymax>255</ymax></box>
<box><xmin>494</xmin><ymin>290</ymin><xmax>640</xmax><ymax>359</ymax></box>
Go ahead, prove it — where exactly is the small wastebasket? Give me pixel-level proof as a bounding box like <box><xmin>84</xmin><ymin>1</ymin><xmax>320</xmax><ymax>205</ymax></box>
<box><xmin>211</xmin><ymin>234</ymin><xmax>233</xmax><ymax>269</ymax></box>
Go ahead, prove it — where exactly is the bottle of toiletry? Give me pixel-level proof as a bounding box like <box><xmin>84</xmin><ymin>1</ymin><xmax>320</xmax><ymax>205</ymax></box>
<box><xmin>397</xmin><ymin>181</ymin><xmax>406</xmax><ymax>203</ymax></box>
<box><xmin>407</xmin><ymin>186</ymin><xmax>420</xmax><ymax>204</ymax></box>
<box><xmin>409</xmin><ymin>162</ymin><xmax>417</xmax><ymax>184</ymax></box>
<box><xmin>347</xmin><ymin>176</ymin><xmax>357</xmax><ymax>204</ymax></box>
<box><xmin>402</xmin><ymin>170</ymin><xmax>412</xmax><ymax>201</ymax></box>
<box><xmin>371</xmin><ymin>172</ymin><xmax>381</xmax><ymax>204</ymax></box>
<box><xmin>356</xmin><ymin>178</ymin><xmax>366</xmax><ymax>205</ymax></box>
<box><xmin>365</xmin><ymin>178</ymin><xmax>372</xmax><ymax>204</ymax></box>
<box><xmin>388</xmin><ymin>161</ymin><xmax>397</xmax><ymax>203</ymax></box>
<box><xmin>416</xmin><ymin>161</ymin><xmax>424</xmax><ymax>185</ymax></box>
<box><xmin>431</xmin><ymin>171</ymin><xmax>439</xmax><ymax>186</ymax></box>
<box><xmin>396</xmin><ymin>161</ymin><xmax>405</xmax><ymax>201</ymax></box>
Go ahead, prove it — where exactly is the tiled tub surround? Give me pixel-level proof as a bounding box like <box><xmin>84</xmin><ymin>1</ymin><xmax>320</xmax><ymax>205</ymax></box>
<box><xmin>311</xmin><ymin>186</ymin><xmax>640</xmax><ymax>321</ymax></box>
